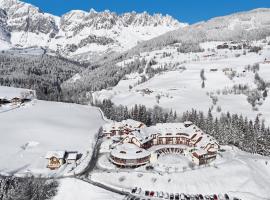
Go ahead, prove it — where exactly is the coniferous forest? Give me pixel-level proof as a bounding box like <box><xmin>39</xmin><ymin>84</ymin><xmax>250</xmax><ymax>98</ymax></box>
<box><xmin>96</xmin><ymin>99</ymin><xmax>270</xmax><ymax>156</ymax></box>
<box><xmin>0</xmin><ymin>176</ymin><xmax>58</xmax><ymax>200</ymax></box>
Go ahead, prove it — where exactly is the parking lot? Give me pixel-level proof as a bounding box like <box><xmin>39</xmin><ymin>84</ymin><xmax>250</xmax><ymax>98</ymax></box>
<box><xmin>124</xmin><ymin>187</ymin><xmax>240</xmax><ymax>200</ymax></box>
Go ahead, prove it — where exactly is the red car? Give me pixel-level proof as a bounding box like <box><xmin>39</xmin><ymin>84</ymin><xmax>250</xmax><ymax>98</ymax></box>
<box><xmin>213</xmin><ymin>194</ymin><xmax>218</xmax><ymax>200</ymax></box>
<box><xmin>150</xmin><ymin>191</ymin><xmax>155</xmax><ymax>197</ymax></box>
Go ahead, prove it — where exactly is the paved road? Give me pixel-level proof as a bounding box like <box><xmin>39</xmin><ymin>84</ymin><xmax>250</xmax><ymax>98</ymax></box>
<box><xmin>72</xmin><ymin>107</ymin><xmax>132</xmax><ymax>199</ymax></box>
<box><xmin>78</xmin><ymin>138</ymin><xmax>102</xmax><ymax>176</ymax></box>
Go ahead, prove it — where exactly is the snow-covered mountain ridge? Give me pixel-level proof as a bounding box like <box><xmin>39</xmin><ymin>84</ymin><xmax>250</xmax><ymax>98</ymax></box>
<box><xmin>125</xmin><ymin>8</ymin><xmax>270</xmax><ymax>58</ymax></box>
<box><xmin>0</xmin><ymin>0</ymin><xmax>186</xmax><ymax>61</ymax></box>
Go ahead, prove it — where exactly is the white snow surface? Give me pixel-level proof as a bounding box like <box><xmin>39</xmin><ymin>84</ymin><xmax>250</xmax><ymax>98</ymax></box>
<box><xmin>93</xmin><ymin>41</ymin><xmax>270</xmax><ymax>125</ymax></box>
<box><xmin>0</xmin><ymin>85</ymin><xmax>34</xmax><ymax>99</ymax></box>
<box><xmin>54</xmin><ymin>178</ymin><xmax>123</xmax><ymax>200</ymax></box>
<box><xmin>92</xmin><ymin>146</ymin><xmax>270</xmax><ymax>200</ymax></box>
<box><xmin>0</xmin><ymin>87</ymin><xmax>106</xmax><ymax>176</ymax></box>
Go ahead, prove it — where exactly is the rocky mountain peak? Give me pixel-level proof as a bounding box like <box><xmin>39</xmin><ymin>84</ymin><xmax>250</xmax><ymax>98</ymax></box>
<box><xmin>0</xmin><ymin>0</ymin><xmax>186</xmax><ymax>61</ymax></box>
<box><xmin>0</xmin><ymin>0</ymin><xmax>58</xmax><ymax>34</ymax></box>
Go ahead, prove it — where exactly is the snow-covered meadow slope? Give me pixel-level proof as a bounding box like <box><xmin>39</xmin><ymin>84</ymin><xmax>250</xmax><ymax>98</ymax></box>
<box><xmin>54</xmin><ymin>178</ymin><xmax>123</xmax><ymax>200</ymax></box>
<box><xmin>93</xmin><ymin>40</ymin><xmax>270</xmax><ymax>125</ymax></box>
<box><xmin>0</xmin><ymin>86</ymin><xmax>106</xmax><ymax>177</ymax></box>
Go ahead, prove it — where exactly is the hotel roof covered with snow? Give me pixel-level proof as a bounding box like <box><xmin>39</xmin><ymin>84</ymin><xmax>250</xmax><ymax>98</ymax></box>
<box><xmin>102</xmin><ymin>120</ymin><xmax>219</xmax><ymax>167</ymax></box>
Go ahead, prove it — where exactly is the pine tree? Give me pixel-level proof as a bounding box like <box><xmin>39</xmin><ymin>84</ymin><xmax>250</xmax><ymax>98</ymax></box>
<box><xmin>201</xmin><ymin>80</ymin><xmax>205</xmax><ymax>88</ymax></box>
<box><xmin>167</xmin><ymin>109</ymin><xmax>175</xmax><ymax>122</ymax></box>
<box><xmin>263</xmin><ymin>89</ymin><xmax>267</xmax><ymax>98</ymax></box>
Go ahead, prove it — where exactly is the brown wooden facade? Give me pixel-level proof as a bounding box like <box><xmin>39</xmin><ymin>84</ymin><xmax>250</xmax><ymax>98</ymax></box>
<box><xmin>109</xmin><ymin>154</ymin><xmax>150</xmax><ymax>167</ymax></box>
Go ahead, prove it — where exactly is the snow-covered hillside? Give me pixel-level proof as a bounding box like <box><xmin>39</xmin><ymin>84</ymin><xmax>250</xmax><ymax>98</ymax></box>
<box><xmin>0</xmin><ymin>86</ymin><xmax>106</xmax><ymax>177</ymax></box>
<box><xmin>93</xmin><ymin>40</ymin><xmax>270</xmax><ymax>125</ymax></box>
<box><xmin>54</xmin><ymin>178</ymin><xmax>123</xmax><ymax>200</ymax></box>
<box><xmin>129</xmin><ymin>8</ymin><xmax>270</xmax><ymax>57</ymax></box>
<box><xmin>0</xmin><ymin>0</ymin><xmax>186</xmax><ymax>62</ymax></box>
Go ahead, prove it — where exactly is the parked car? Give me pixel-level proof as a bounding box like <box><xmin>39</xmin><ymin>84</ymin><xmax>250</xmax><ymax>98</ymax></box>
<box><xmin>175</xmin><ymin>193</ymin><xmax>180</xmax><ymax>200</ymax></box>
<box><xmin>199</xmin><ymin>194</ymin><xmax>204</xmax><ymax>200</ymax></box>
<box><xmin>154</xmin><ymin>192</ymin><xmax>159</xmax><ymax>198</ymax></box>
<box><xmin>185</xmin><ymin>194</ymin><xmax>191</xmax><ymax>200</ymax></box>
<box><xmin>145</xmin><ymin>191</ymin><xmax>149</xmax><ymax>196</ymax></box>
<box><xmin>180</xmin><ymin>193</ymin><xmax>186</xmax><ymax>200</ymax></box>
<box><xmin>135</xmin><ymin>188</ymin><xmax>141</xmax><ymax>195</ymax></box>
<box><xmin>204</xmin><ymin>195</ymin><xmax>210</xmax><ymax>200</ymax></box>
<box><xmin>170</xmin><ymin>193</ymin><xmax>174</xmax><ymax>200</ymax></box>
<box><xmin>159</xmin><ymin>191</ymin><xmax>164</xmax><ymax>198</ymax></box>
<box><xmin>218</xmin><ymin>194</ymin><xmax>225</xmax><ymax>200</ymax></box>
<box><xmin>233</xmin><ymin>198</ymin><xmax>240</xmax><ymax>200</ymax></box>
<box><xmin>149</xmin><ymin>191</ymin><xmax>154</xmax><ymax>197</ymax></box>
<box><xmin>131</xmin><ymin>188</ymin><xmax>136</xmax><ymax>194</ymax></box>
<box><xmin>213</xmin><ymin>194</ymin><xmax>218</xmax><ymax>200</ymax></box>
<box><xmin>164</xmin><ymin>193</ymin><xmax>169</xmax><ymax>199</ymax></box>
<box><xmin>224</xmin><ymin>194</ymin><xmax>230</xmax><ymax>200</ymax></box>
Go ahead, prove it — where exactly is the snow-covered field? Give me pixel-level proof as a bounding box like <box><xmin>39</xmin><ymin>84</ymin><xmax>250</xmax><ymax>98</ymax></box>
<box><xmin>0</xmin><ymin>85</ymin><xmax>34</xmax><ymax>99</ymax></box>
<box><xmin>54</xmin><ymin>178</ymin><xmax>123</xmax><ymax>200</ymax></box>
<box><xmin>93</xmin><ymin>41</ymin><xmax>270</xmax><ymax>125</ymax></box>
<box><xmin>92</xmin><ymin>146</ymin><xmax>270</xmax><ymax>200</ymax></box>
<box><xmin>0</xmin><ymin>86</ymin><xmax>106</xmax><ymax>177</ymax></box>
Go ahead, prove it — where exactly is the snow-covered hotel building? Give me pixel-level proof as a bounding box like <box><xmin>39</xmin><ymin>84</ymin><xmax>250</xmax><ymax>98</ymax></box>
<box><xmin>103</xmin><ymin>120</ymin><xmax>219</xmax><ymax>167</ymax></box>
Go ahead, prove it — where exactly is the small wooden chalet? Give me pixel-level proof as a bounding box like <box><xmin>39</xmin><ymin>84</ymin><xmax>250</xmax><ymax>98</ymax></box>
<box><xmin>45</xmin><ymin>151</ymin><xmax>66</xmax><ymax>170</ymax></box>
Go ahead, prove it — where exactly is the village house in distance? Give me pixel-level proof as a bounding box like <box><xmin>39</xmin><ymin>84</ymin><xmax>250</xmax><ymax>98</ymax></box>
<box><xmin>0</xmin><ymin>90</ymin><xmax>35</xmax><ymax>108</ymax></box>
<box><xmin>102</xmin><ymin>119</ymin><xmax>219</xmax><ymax>168</ymax></box>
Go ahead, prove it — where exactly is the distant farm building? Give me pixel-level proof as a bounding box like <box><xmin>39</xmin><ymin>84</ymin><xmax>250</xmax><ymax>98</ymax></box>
<box><xmin>11</xmin><ymin>97</ymin><xmax>22</xmax><ymax>104</ymax></box>
<box><xmin>0</xmin><ymin>89</ymin><xmax>35</xmax><ymax>106</ymax></box>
